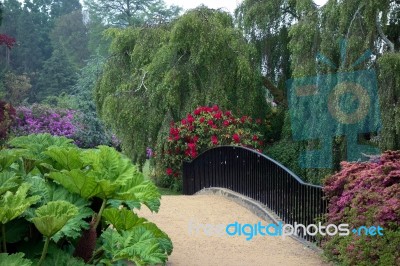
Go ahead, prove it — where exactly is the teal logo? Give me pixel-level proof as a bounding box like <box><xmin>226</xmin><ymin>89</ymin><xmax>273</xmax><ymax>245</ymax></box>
<box><xmin>286</xmin><ymin>40</ymin><xmax>381</xmax><ymax>168</ymax></box>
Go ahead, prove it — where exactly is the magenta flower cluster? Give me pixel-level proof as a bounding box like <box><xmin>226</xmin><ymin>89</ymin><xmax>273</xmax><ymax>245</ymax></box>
<box><xmin>13</xmin><ymin>105</ymin><xmax>80</xmax><ymax>138</ymax></box>
<box><xmin>324</xmin><ymin>151</ymin><xmax>400</xmax><ymax>227</ymax></box>
<box><xmin>322</xmin><ymin>151</ymin><xmax>400</xmax><ymax>265</ymax></box>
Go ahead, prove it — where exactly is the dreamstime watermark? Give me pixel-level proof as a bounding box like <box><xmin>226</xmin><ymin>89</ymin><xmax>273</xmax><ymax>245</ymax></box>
<box><xmin>188</xmin><ymin>219</ymin><xmax>384</xmax><ymax>241</ymax></box>
<box><xmin>286</xmin><ymin>39</ymin><xmax>381</xmax><ymax>168</ymax></box>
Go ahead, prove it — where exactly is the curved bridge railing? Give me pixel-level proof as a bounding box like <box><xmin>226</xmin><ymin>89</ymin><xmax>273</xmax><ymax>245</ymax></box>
<box><xmin>182</xmin><ymin>145</ymin><xmax>327</xmax><ymax>242</ymax></box>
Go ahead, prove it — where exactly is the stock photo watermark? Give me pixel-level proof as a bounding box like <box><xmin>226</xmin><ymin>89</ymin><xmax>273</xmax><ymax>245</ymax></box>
<box><xmin>187</xmin><ymin>219</ymin><xmax>384</xmax><ymax>241</ymax></box>
<box><xmin>286</xmin><ymin>39</ymin><xmax>381</xmax><ymax>168</ymax></box>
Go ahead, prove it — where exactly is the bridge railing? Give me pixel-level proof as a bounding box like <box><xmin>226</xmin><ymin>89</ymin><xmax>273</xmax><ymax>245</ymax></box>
<box><xmin>182</xmin><ymin>145</ymin><xmax>328</xmax><ymax>242</ymax></box>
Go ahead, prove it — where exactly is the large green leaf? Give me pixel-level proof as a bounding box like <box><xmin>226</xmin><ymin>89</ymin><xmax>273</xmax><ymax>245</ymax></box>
<box><xmin>102</xmin><ymin>207</ymin><xmax>147</xmax><ymax>232</ymax></box>
<box><xmin>51</xmin><ymin>206</ymin><xmax>93</xmax><ymax>242</ymax></box>
<box><xmin>0</xmin><ymin>171</ymin><xmax>19</xmax><ymax>195</ymax></box>
<box><xmin>100</xmin><ymin>227</ymin><xmax>171</xmax><ymax>266</ymax></box>
<box><xmin>41</xmin><ymin>245</ymin><xmax>89</xmax><ymax>266</ymax></box>
<box><xmin>46</xmin><ymin>183</ymin><xmax>93</xmax><ymax>242</ymax></box>
<box><xmin>115</xmin><ymin>170</ymin><xmax>161</xmax><ymax>212</ymax></box>
<box><xmin>44</xmin><ymin>146</ymin><xmax>84</xmax><ymax>171</ymax></box>
<box><xmin>81</xmin><ymin>146</ymin><xmax>134</xmax><ymax>184</ymax></box>
<box><xmin>48</xmin><ymin>146</ymin><xmax>138</xmax><ymax>200</ymax></box>
<box><xmin>7</xmin><ymin>134</ymin><xmax>75</xmax><ymax>173</ymax></box>
<box><xmin>8</xmin><ymin>134</ymin><xmax>74</xmax><ymax>151</ymax></box>
<box><xmin>101</xmin><ymin>207</ymin><xmax>173</xmax><ymax>260</ymax></box>
<box><xmin>0</xmin><ymin>253</ymin><xmax>32</xmax><ymax>266</ymax></box>
<box><xmin>31</xmin><ymin>200</ymin><xmax>78</xmax><ymax>237</ymax></box>
<box><xmin>139</xmin><ymin>222</ymin><xmax>173</xmax><ymax>256</ymax></box>
<box><xmin>48</xmin><ymin>170</ymin><xmax>102</xmax><ymax>199</ymax></box>
<box><xmin>0</xmin><ymin>149</ymin><xmax>21</xmax><ymax>171</ymax></box>
<box><xmin>0</xmin><ymin>183</ymin><xmax>40</xmax><ymax>224</ymax></box>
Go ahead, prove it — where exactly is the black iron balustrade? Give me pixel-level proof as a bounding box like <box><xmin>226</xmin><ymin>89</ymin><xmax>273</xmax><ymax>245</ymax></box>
<box><xmin>182</xmin><ymin>145</ymin><xmax>328</xmax><ymax>242</ymax></box>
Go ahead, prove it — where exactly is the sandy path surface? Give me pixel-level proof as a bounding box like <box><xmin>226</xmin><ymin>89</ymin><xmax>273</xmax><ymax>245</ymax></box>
<box><xmin>137</xmin><ymin>195</ymin><xmax>330</xmax><ymax>266</ymax></box>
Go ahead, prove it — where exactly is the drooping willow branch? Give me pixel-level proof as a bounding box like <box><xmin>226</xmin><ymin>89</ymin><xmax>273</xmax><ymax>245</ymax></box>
<box><xmin>376</xmin><ymin>12</ymin><xmax>395</xmax><ymax>52</ymax></box>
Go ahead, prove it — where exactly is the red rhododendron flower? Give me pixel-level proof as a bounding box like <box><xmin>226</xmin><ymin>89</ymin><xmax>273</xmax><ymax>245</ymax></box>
<box><xmin>189</xmin><ymin>150</ymin><xmax>198</xmax><ymax>158</ymax></box>
<box><xmin>187</xmin><ymin>114</ymin><xmax>195</xmax><ymax>123</ymax></box>
<box><xmin>169</xmin><ymin>127</ymin><xmax>179</xmax><ymax>136</ymax></box>
<box><xmin>211</xmin><ymin>135</ymin><xmax>218</xmax><ymax>145</ymax></box>
<box><xmin>164</xmin><ymin>105</ymin><xmax>267</xmax><ymax>185</ymax></box>
<box><xmin>166</xmin><ymin>168</ymin><xmax>173</xmax><ymax>175</ymax></box>
<box><xmin>233</xmin><ymin>133</ymin><xmax>240</xmax><ymax>143</ymax></box>
<box><xmin>256</xmin><ymin>118</ymin><xmax>262</xmax><ymax>124</ymax></box>
<box><xmin>188</xmin><ymin>142</ymin><xmax>196</xmax><ymax>150</ymax></box>
<box><xmin>213</xmin><ymin>112</ymin><xmax>222</xmax><ymax>120</ymax></box>
<box><xmin>184</xmin><ymin>149</ymin><xmax>190</xmax><ymax>156</ymax></box>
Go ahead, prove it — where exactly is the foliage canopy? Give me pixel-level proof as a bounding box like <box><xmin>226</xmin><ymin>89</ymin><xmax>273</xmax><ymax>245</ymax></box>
<box><xmin>95</xmin><ymin>7</ymin><xmax>269</xmax><ymax>167</ymax></box>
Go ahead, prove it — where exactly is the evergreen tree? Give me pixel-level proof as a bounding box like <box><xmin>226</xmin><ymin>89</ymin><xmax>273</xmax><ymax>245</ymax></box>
<box><xmin>36</xmin><ymin>48</ymin><xmax>76</xmax><ymax>101</ymax></box>
<box><xmin>50</xmin><ymin>10</ymin><xmax>89</xmax><ymax>68</ymax></box>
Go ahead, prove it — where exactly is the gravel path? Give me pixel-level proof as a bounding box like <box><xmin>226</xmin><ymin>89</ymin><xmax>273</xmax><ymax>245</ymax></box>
<box><xmin>137</xmin><ymin>195</ymin><xmax>331</xmax><ymax>266</ymax></box>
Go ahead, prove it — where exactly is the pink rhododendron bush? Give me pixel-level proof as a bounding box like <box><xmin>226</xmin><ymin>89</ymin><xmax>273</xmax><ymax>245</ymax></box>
<box><xmin>158</xmin><ymin>105</ymin><xmax>267</xmax><ymax>190</ymax></box>
<box><xmin>323</xmin><ymin>151</ymin><xmax>400</xmax><ymax>265</ymax></box>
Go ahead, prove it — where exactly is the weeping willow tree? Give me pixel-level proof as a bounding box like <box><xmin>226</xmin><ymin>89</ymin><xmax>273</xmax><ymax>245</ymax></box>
<box><xmin>235</xmin><ymin>0</ymin><xmax>297</xmax><ymax>106</ymax></box>
<box><xmin>95</xmin><ymin>7</ymin><xmax>268</xmax><ymax>168</ymax></box>
<box><xmin>289</xmin><ymin>0</ymin><xmax>400</xmax><ymax>181</ymax></box>
<box><xmin>238</xmin><ymin>0</ymin><xmax>400</xmax><ymax>183</ymax></box>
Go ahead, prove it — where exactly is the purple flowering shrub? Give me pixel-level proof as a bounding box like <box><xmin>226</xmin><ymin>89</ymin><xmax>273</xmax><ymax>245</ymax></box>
<box><xmin>12</xmin><ymin>104</ymin><xmax>122</xmax><ymax>149</ymax></box>
<box><xmin>322</xmin><ymin>151</ymin><xmax>400</xmax><ymax>265</ymax></box>
<box><xmin>13</xmin><ymin>104</ymin><xmax>79</xmax><ymax>138</ymax></box>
